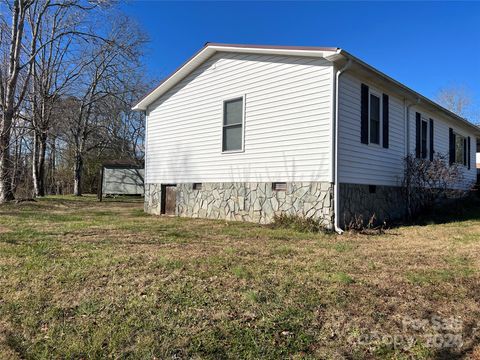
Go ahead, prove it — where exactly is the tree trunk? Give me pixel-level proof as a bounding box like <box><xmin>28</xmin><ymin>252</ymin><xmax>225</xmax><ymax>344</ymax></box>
<box><xmin>10</xmin><ymin>129</ymin><xmax>21</xmax><ymax>194</ymax></box>
<box><xmin>37</xmin><ymin>137</ymin><xmax>46</xmax><ymax>197</ymax></box>
<box><xmin>0</xmin><ymin>112</ymin><xmax>15</xmax><ymax>202</ymax></box>
<box><xmin>0</xmin><ymin>152</ymin><xmax>14</xmax><ymax>202</ymax></box>
<box><xmin>32</xmin><ymin>132</ymin><xmax>39</xmax><ymax>197</ymax></box>
<box><xmin>0</xmin><ymin>0</ymin><xmax>26</xmax><ymax>203</ymax></box>
<box><xmin>73</xmin><ymin>153</ymin><xmax>83</xmax><ymax>196</ymax></box>
<box><xmin>49</xmin><ymin>137</ymin><xmax>57</xmax><ymax>195</ymax></box>
<box><xmin>32</xmin><ymin>131</ymin><xmax>47</xmax><ymax>197</ymax></box>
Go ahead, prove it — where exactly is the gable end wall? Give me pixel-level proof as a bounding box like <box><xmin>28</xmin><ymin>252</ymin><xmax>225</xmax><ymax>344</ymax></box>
<box><xmin>145</xmin><ymin>52</ymin><xmax>334</xmax><ymax>184</ymax></box>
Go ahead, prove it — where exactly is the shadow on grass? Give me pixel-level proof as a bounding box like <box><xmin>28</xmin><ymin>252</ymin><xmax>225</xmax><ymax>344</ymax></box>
<box><xmin>37</xmin><ymin>194</ymin><xmax>143</xmax><ymax>205</ymax></box>
<box><xmin>382</xmin><ymin>195</ymin><xmax>480</xmax><ymax>231</ymax></box>
<box><xmin>408</xmin><ymin>195</ymin><xmax>480</xmax><ymax>226</ymax></box>
<box><xmin>99</xmin><ymin>196</ymin><xmax>144</xmax><ymax>204</ymax></box>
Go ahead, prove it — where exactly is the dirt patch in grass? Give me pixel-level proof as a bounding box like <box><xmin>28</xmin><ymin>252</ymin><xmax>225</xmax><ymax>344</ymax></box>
<box><xmin>0</xmin><ymin>226</ymin><xmax>11</xmax><ymax>236</ymax></box>
<box><xmin>0</xmin><ymin>195</ymin><xmax>479</xmax><ymax>359</ymax></box>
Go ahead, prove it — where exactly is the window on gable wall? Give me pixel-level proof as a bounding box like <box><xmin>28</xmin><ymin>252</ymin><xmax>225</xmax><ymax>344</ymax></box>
<box><xmin>222</xmin><ymin>97</ymin><xmax>244</xmax><ymax>152</ymax></box>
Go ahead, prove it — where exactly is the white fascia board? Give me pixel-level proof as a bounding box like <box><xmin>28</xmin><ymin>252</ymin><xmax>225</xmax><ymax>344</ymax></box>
<box><xmin>133</xmin><ymin>47</ymin><xmax>216</xmax><ymax>111</ymax></box>
<box><xmin>208</xmin><ymin>45</ymin><xmax>338</xmax><ymax>58</ymax></box>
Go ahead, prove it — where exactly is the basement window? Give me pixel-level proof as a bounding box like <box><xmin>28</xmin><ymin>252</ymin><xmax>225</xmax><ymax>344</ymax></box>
<box><xmin>272</xmin><ymin>182</ymin><xmax>287</xmax><ymax>191</ymax></box>
<box><xmin>193</xmin><ymin>183</ymin><xmax>203</xmax><ymax>191</ymax></box>
<box><xmin>369</xmin><ymin>185</ymin><xmax>377</xmax><ymax>194</ymax></box>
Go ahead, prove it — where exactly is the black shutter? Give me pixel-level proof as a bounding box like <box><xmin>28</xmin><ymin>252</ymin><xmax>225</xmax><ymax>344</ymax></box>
<box><xmin>415</xmin><ymin>112</ymin><xmax>421</xmax><ymax>158</ymax></box>
<box><xmin>463</xmin><ymin>138</ymin><xmax>467</xmax><ymax>166</ymax></box>
<box><xmin>361</xmin><ymin>84</ymin><xmax>369</xmax><ymax>144</ymax></box>
<box><xmin>382</xmin><ymin>93</ymin><xmax>389</xmax><ymax>148</ymax></box>
<box><xmin>468</xmin><ymin>136</ymin><xmax>471</xmax><ymax>170</ymax></box>
<box><xmin>429</xmin><ymin>119</ymin><xmax>434</xmax><ymax>161</ymax></box>
<box><xmin>449</xmin><ymin>128</ymin><xmax>455</xmax><ymax>165</ymax></box>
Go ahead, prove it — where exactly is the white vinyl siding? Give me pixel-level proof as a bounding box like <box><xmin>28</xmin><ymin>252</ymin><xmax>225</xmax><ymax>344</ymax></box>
<box><xmin>408</xmin><ymin>107</ymin><xmax>477</xmax><ymax>189</ymax></box>
<box><xmin>338</xmin><ymin>73</ymin><xmax>406</xmax><ymax>186</ymax></box>
<box><xmin>338</xmin><ymin>72</ymin><xmax>477</xmax><ymax>190</ymax></box>
<box><xmin>146</xmin><ymin>52</ymin><xmax>333</xmax><ymax>183</ymax></box>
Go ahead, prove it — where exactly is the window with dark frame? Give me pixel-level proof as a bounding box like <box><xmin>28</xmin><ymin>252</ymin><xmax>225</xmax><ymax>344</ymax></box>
<box><xmin>454</xmin><ymin>133</ymin><xmax>466</xmax><ymax>165</ymax></box>
<box><xmin>421</xmin><ymin>120</ymin><xmax>428</xmax><ymax>159</ymax></box>
<box><xmin>272</xmin><ymin>182</ymin><xmax>287</xmax><ymax>191</ymax></box>
<box><xmin>193</xmin><ymin>183</ymin><xmax>202</xmax><ymax>191</ymax></box>
<box><xmin>416</xmin><ymin>114</ymin><xmax>430</xmax><ymax>159</ymax></box>
<box><xmin>222</xmin><ymin>97</ymin><xmax>243</xmax><ymax>152</ymax></box>
<box><xmin>361</xmin><ymin>84</ymin><xmax>389</xmax><ymax>148</ymax></box>
<box><xmin>369</xmin><ymin>94</ymin><xmax>380</xmax><ymax>144</ymax></box>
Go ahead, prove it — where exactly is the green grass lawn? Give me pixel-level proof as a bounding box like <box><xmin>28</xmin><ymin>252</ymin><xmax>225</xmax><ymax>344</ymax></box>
<box><xmin>0</xmin><ymin>196</ymin><xmax>479</xmax><ymax>359</ymax></box>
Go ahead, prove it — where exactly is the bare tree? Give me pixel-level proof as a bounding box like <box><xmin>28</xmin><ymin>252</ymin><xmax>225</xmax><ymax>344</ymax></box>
<box><xmin>59</xmin><ymin>16</ymin><xmax>146</xmax><ymax>196</ymax></box>
<box><xmin>104</xmin><ymin>77</ymin><xmax>147</xmax><ymax>161</ymax></box>
<box><xmin>0</xmin><ymin>0</ymin><xmax>34</xmax><ymax>202</ymax></box>
<box><xmin>401</xmin><ymin>153</ymin><xmax>469</xmax><ymax>219</ymax></box>
<box><xmin>436</xmin><ymin>86</ymin><xmax>471</xmax><ymax>116</ymax></box>
<box><xmin>28</xmin><ymin>2</ymin><xmax>91</xmax><ymax>196</ymax></box>
<box><xmin>1</xmin><ymin>2</ymin><xmax>148</xmax><ymax>198</ymax></box>
<box><xmin>0</xmin><ymin>0</ymin><xmax>100</xmax><ymax>201</ymax></box>
<box><xmin>10</xmin><ymin>116</ymin><xmax>30</xmax><ymax>194</ymax></box>
<box><xmin>436</xmin><ymin>85</ymin><xmax>479</xmax><ymax>124</ymax></box>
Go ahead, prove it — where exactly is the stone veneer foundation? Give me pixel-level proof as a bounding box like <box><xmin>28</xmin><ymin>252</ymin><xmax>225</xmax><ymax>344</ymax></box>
<box><xmin>144</xmin><ymin>182</ymin><xmax>410</xmax><ymax>229</ymax></box>
<box><xmin>145</xmin><ymin>182</ymin><xmax>334</xmax><ymax>227</ymax></box>
<box><xmin>339</xmin><ymin>183</ymin><xmax>406</xmax><ymax>227</ymax></box>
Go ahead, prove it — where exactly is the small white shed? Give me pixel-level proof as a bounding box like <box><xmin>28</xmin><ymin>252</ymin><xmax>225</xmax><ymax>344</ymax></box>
<box><xmin>98</xmin><ymin>160</ymin><xmax>144</xmax><ymax>201</ymax></box>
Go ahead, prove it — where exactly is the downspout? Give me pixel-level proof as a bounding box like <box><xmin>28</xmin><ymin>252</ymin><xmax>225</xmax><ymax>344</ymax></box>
<box><xmin>142</xmin><ymin>109</ymin><xmax>149</xmax><ymax>206</ymax></box>
<box><xmin>333</xmin><ymin>58</ymin><xmax>352</xmax><ymax>234</ymax></box>
<box><xmin>404</xmin><ymin>98</ymin><xmax>419</xmax><ymax>218</ymax></box>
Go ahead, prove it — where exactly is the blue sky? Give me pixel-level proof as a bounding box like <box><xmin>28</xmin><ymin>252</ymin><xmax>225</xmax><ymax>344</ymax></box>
<box><xmin>122</xmin><ymin>1</ymin><xmax>480</xmax><ymax>115</ymax></box>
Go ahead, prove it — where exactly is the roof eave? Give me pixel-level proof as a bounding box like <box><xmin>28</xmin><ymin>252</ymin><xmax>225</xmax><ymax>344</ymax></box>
<box><xmin>133</xmin><ymin>46</ymin><xmax>216</xmax><ymax>111</ymax></box>
<box><xmin>332</xmin><ymin>50</ymin><xmax>480</xmax><ymax>136</ymax></box>
<box><xmin>133</xmin><ymin>44</ymin><xmax>480</xmax><ymax>137</ymax></box>
<box><xmin>132</xmin><ymin>43</ymin><xmax>339</xmax><ymax>111</ymax></box>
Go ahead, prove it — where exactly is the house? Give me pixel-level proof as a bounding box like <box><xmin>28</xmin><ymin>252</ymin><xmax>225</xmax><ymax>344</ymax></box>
<box><xmin>133</xmin><ymin>43</ymin><xmax>479</xmax><ymax>231</ymax></box>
